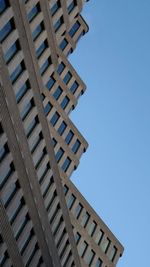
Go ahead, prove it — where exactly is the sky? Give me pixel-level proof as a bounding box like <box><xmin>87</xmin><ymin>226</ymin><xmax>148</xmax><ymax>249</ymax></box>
<box><xmin>69</xmin><ymin>1</ymin><xmax>150</xmax><ymax>267</ymax></box>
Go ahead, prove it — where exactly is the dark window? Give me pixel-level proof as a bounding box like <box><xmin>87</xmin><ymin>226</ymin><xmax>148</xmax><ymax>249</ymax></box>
<box><xmin>0</xmin><ymin>0</ymin><xmax>10</xmax><ymax>15</ymax></box>
<box><xmin>10</xmin><ymin>61</ymin><xmax>25</xmax><ymax>84</ymax></box>
<box><xmin>59</xmin><ymin>38</ymin><xmax>68</xmax><ymax>51</ymax></box>
<box><xmin>53</xmin><ymin>86</ymin><xmax>62</xmax><ymax>100</ymax></box>
<box><xmin>61</xmin><ymin>157</ymin><xmax>71</xmax><ymax>172</ymax></box>
<box><xmin>65</xmin><ymin>130</ymin><xmax>74</xmax><ymax>144</ymax></box>
<box><xmin>57</xmin><ymin>121</ymin><xmax>67</xmax><ymax>135</ymax></box>
<box><xmin>63</xmin><ymin>184</ymin><xmax>68</xmax><ymax>195</ymax></box>
<box><xmin>55</xmin><ymin>147</ymin><xmax>64</xmax><ymax>162</ymax></box>
<box><xmin>52</xmin><ymin>138</ymin><xmax>57</xmax><ymax>147</ymax></box>
<box><xmin>57</xmin><ymin>62</ymin><xmax>65</xmax><ymax>75</ymax></box>
<box><xmin>63</xmin><ymin>71</ymin><xmax>72</xmax><ymax>84</ymax></box>
<box><xmin>32</xmin><ymin>22</ymin><xmax>44</xmax><ymax>41</ymax></box>
<box><xmin>27</xmin><ymin>3</ymin><xmax>40</xmax><ymax>22</ymax></box>
<box><xmin>51</xmin><ymin>0</ymin><xmax>61</xmax><ymax>16</ymax></box>
<box><xmin>0</xmin><ymin>18</ymin><xmax>15</xmax><ymax>43</ymax></box>
<box><xmin>70</xmin><ymin>81</ymin><xmax>79</xmax><ymax>93</ymax></box>
<box><xmin>44</xmin><ymin>102</ymin><xmax>52</xmax><ymax>116</ymax></box>
<box><xmin>46</xmin><ymin>75</ymin><xmax>55</xmax><ymax>91</ymax></box>
<box><xmin>69</xmin><ymin>21</ymin><xmax>80</xmax><ymax>37</ymax></box>
<box><xmin>0</xmin><ymin>143</ymin><xmax>9</xmax><ymax>163</ymax></box>
<box><xmin>36</xmin><ymin>40</ymin><xmax>48</xmax><ymax>58</ymax></box>
<box><xmin>50</xmin><ymin>111</ymin><xmax>60</xmax><ymax>126</ymax></box>
<box><xmin>67</xmin><ymin>0</ymin><xmax>77</xmax><ymax>14</ymax></box>
<box><xmin>16</xmin><ymin>80</ymin><xmax>30</xmax><ymax>103</ymax></box>
<box><xmin>61</xmin><ymin>96</ymin><xmax>69</xmax><ymax>109</ymax></box>
<box><xmin>54</xmin><ymin>16</ymin><xmax>64</xmax><ymax>32</ymax></box>
<box><xmin>72</xmin><ymin>139</ymin><xmax>81</xmax><ymax>153</ymax></box>
<box><xmin>4</xmin><ymin>40</ymin><xmax>20</xmax><ymax>64</ymax></box>
<box><xmin>40</xmin><ymin>56</ymin><xmax>52</xmax><ymax>75</ymax></box>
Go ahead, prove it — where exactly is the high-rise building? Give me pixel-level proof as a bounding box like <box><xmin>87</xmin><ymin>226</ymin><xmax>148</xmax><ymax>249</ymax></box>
<box><xmin>0</xmin><ymin>1</ymin><xmax>124</xmax><ymax>267</ymax></box>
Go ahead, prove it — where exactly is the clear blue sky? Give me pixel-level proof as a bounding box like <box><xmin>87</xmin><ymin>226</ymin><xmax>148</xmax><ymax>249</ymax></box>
<box><xmin>70</xmin><ymin>1</ymin><xmax>150</xmax><ymax>266</ymax></box>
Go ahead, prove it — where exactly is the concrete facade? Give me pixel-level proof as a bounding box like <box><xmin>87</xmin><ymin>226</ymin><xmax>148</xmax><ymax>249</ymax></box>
<box><xmin>0</xmin><ymin>1</ymin><xmax>124</xmax><ymax>267</ymax></box>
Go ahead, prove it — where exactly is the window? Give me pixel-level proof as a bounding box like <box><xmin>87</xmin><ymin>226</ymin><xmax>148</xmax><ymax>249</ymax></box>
<box><xmin>96</xmin><ymin>259</ymin><xmax>103</xmax><ymax>267</ymax></box>
<box><xmin>30</xmin><ymin>132</ymin><xmax>43</xmax><ymax>154</ymax></box>
<box><xmin>0</xmin><ymin>143</ymin><xmax>9</xmax><ymax>163</ymax></box>
<box><xmin>69</xmin><ymin>21</ymin><xmax>80</xmax><ymax>37</ymax></box>
<box><xmin>63</xmin><ymin>71</ymin><xmax>72</xmax><ymax>84</ymax></box>
<box><xmin>80</xmin><ymin>212</ymin><xmax>90</xmax><ymax>227</ymax></box>
<box><xmin>25</xmin><ymin>115</ymin><xmax>39</xmax><ymax>138</ymax></box>
<box><xmin>57</xmin><ymin>62</ymin><xmax>65</xmax><ymax>75</ymax></box>
<box><xmin>52</xmin><ymin>138</ymin><xmax>57</xmax><ymax>148</ymax></box>
<box><xmin>40</xmin><ymin>57</ymin><xmax>52</xmax><ymax>75</ymax></box>
<box><xmin>57</xmin><ymin>121</ymin><xmax>67</xmax><ymax>136</ymax></box>
<box><xmin>46</xmin><ymin>75</ymin><xmax>55</xmax><ymax>91</ymax></box>
<box><xmin>74</xmin><ymin>203</ymin><xmax>83</xmax><ymax>219</ymax></box>
<box><xmin>53</xmin><ymin>86</ymin><xmax>62</xmax><ymax>100</ymax></box>
<box><xmin>87</xmin><ymin>221</ymin><xmax>97</xmax><ymax>237</ymax></box>
<box><xmin>74</xmin><ymin>232</ymin><xmax>81</xmax><ymax>244</ymax></box>
<box><xmin>15</xmin><ymin>80</ymin><xmax>30</xmax><ymax>103</ymax></box>
<box><xmin>0</xmin><ymin>0</ymin><xmax>10</xmax><ymax>14</ymax></box>
<box><xmin>4</xmin><ymin>40</ymin><xmax>20</xmax><ymax>64</ymax></box>
<box><xmin>101</xmin><ymin>238</ymin><xmax>110</xmax><ymax>253</ymax></box>
<box><xmin>78</xmin><ymin>241</ymin><xmax>88</xmax><ymax>257</ymax></box>
<box><xmin>84</xmin><ymin>249</ymin><xmax>95</xmax><ymax>266</ymax></box>
<box><xmin>0</xmin><ymin>162</ymin><xmax>15</xmax><ymax>190</ymax></box>
<box><xmin>61</xmin><ymin>96</ymin><xmax>69</xmax><ymax>110</ymax></box>
<box><xmin>59</xmin><ymin>38</ymin><xmax>68</xmax><ymax>51</ymax></box>
<box><xmin>36</xmin><ymin>40</ymin><xmax>48</xmax><ymax>58</ymax></box>
<box><xmin>32</xmin><ymin>22</ymin><xmax>44</xmax><ymax>41</ymax></box>
<box><xmin>51</xmin><ymin>0</ymin><xmax>61</xmax><ymax>16</ymax></box>
<box><xmin>20</xmin><ymin>98</ymin><xmax>34</xmax><ymax>120</ymax></box>
<box><xmin>67</xmin><ymin>0</ymin><xmax>77</xmax><ymax>14</ymax></box>
<box><xmin>55</xmin><ymin>147</ymin><xmax>64</xmax><ymax>163</ymax></box>
<box><xmin>0</xmin><ymin>19</ymin><xmax>15</xmax><ymax>43</ymax></box>
<box><xmin>72</xmin><ymin>139</ymin><xmax>81</xmax><ymax>153</ymax></box>
<box><xmin>27</xmin><ymin>3</ymin><xmax>40</xmax><ymax>22</ymax></box>
<box><xmin>70</xmin><ymin>81</ymin><xmax>79</xmax><ymax>93</ymax></box>
<box><xmin>50</xmin><ymin>111</ymin><xmax>60</xmax><ymax>126</ymax></box>
<box><xmin>44</xmin><ymin>102</ymin><xmax>52</xmax><ymax>116</ymax></box>
<box><xmin>108</xmin><ymin>246</ymin><xmax>117</xmax><ymax>262</ymax></box>
<box><xmin>35</xmin><ymin>147</ymin><xmax>47</xmax><ymax>169</ymax></box>
<box><xmin>95</xmin><ymin>230</ymin><xmax>103</xmax><ymax>245</ymax></box>
<box><xmin>63</xmin><ymin>184</ymin><xmax>68</xmax><ymax>195</ymax></box>
<box><xmin>54</xmin><ymin>16</ymin><xmax>64</xmax><ymax>32</ymax></box>
<box><xmin>65</xmin><ymin>130</ymin><xmax>74</xmax><ymax>144</ymax></box>
<box><xmin>10</xmin><ymin>61</ymin><xmax>25</xmax><ymax>84</ymax></box>
<box><xmin>66</xmin><ymin>194</ymin><xmax>75</xmax><ymax>209</ymax></box>
<box><xmin>61</xmin><ymin>157</ymin><xmax>71</xmax><ymax>172</ymax></box>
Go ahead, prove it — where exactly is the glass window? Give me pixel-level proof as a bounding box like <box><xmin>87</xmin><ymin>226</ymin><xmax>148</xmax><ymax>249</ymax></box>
<box><xmin>70</xmin><ymin>81</ymin><xmax>79</xmax><ymax>93</ymax></box>
<box><xmin>32</xmin><ymin>22</ymin><xmax>44</xmax><ymax>41</ymax></box>
<box><xmin>69</xmin><ymin>21</ymin><xmax>80</xmax><ymax>37</ymax></box>
<box><xmin>0</xmin><ymin>162</ymin><xmax>14</xmax><ymax>189</ymax></box>
<box><xmin>52</xmin><ymin>138</ymin><xmax>57</xmax><ymax>148</ymax></box>
<box><xmin>53</xmin><ymin>86</ymin><xmax>62</xmax><ymax>100</ymax></box>
<box><xmin>80</xmin><ymin>212</ymin><xmax>90</xmax><ymax>227</ymax></box>
<box><xmin>16</xmin><ymin>80</ymin><xmax>30</xmax><ymax>103</ymax></box>
<box><xmin>54</xmin><ymin>16</ymin><xmax>64</xmax><ymax>32</ymax></box>
<box><xmin>51</xmin><ymin>0</ymin><xmax>61</xmax><ymax>16</ymax></box>
<box><xmin>61</xmin><ymin>96</ymin><xmax>69</xmax><ymax>110</ymax></box>
<box><xmin>46</xmin><ymin>75</ymin><xmax>55</xmax><ymax>91</ymax></box>
<box><xmin>10</xmin><ymin>61</ymin><xmax>25</xmax><ymax>84</ymax></box>
<box><xmin>87</xmin><ymin>221</ymin><xmax>97</xmax><ymax>237</ymax></box>
<box><xmin>20</xmin><ymin>98</ymin><xmax>34</xmax><ymax>120</ymax></box>
<box><xmin>63</xmin><ymin>71</ymin><xmax>72</xmax><ymax>84</ymax></box>
<box><xmin>30</xmin><ymin>132</ymin><xmax>43</xmax><ymax>154</ymax></box>
<box><xmin>57</xmin><ymin>121</ymin><xmax>67</xmax><ymax>136</ymax></box>
<box><xmin>36</xmin><ymin>40</ymin><xmax>48</xmax><ymax>58</ymax></box>
<box><xmin>78</xmin><ymin>241</ymin><xmax>88</xmax><ymax>257</ymax></box>
<box><xmin>67</xmin><ymin>0</ymin><xmax>76</xmax><ymax>14</ymax></box>
<box><xmin>61</xmin><ymin>157</ymin><xmax>71</xmax><ymax>172</ymax></box>
<box><xmin>0</xmin><ymin>143</ymin><xmax>9</xmax><ymax>163</ymax></box>
<box><xmin>66</xmin><ymin>194</ymin><xmax>75</xmax><ymax>209</ymax></box>
<box><xmin>0</xmin><ymin>0</ymin><xmax>10</xmax><ymax>14</ymax></box>
<box><xmin>44</xmin><ymin>102</ymin><xmax>52</xmax><ymax>116</ymax></box>
<box><xmin>0</xmin><ymin>19</ymin><xmax>15</xmax><ymax>43</ymax></box>
<box><xmin>72</xmin><ymin>139</ymin><xmax>81</xmax><ymax>153</ymax></box>
<box><xmin>4</xmin><ymin>40</ymin><xmax>20</xmax><ymax>64</ymax></box>
<box><xmin>27</xmin><ymin>3</ymin><xmax>40</xmax><ymax>22</ymax></box>
<box><xmin>95</xmin><ymin>230</ymin><xmax>103</xmax><ymax>245</ymax></box>
<box><xmin>84</xmin><ymin>249</ymin><xmax>95</xmax><ymax>266</ymax></box>
<box><xmin>101</xmin><ymin>238</ymin><xmax>110</xmax><ymax>253</ymax></box>
<box><xmin>96</xmin><ymin>258</ymin><xmax>103</xmax><ymax>267</ymax></box>
<box><xmin>63</xmin><ymin>184</ymin><xmax>68</xmax><ymax>195</ymax></box>
<box><xmin>108</xmin><ymin>246</ymin><xmax>117</xmax><ymax>262</ymax></box>
<box><xmin>55</xmin><ymin>147</ymin><xmax>64</xmax><ymax>163</ymax></box>
<box><xmin>50</xmin><ymin>111</ymin><xmax>60</xmax><ymax>126</ymax></box>
<box><xmin>57</xmin><ymin>62</ymin><xmax>65</xmax><ymax>75</ymax></box>
<box><xmin>74</xmin><ymin>232</ymin><xmax>81</xmax><ymax>244</ymax></box>
<box><xmin>74</xmin><ymin>203</ymin><xmax>83</xmax><ymax>219</ymax></box>
<box><xmin>25</xmin><ymin>116</ymin><xmax>39</xmax><ymax>138</ymax></box>
<box><xmin>59</xmin><ymin>38</ymin><xmax>68</xmax><ymax>51</ymax></box>
<box><xmin>65</xmin><ymin>130</ymin><xmax>74</xmax><ymax>144</ymax></box>
<box><xmin>40</xmin><ymin>57</ymin><xmax>52</xmax><ymax>75</ymax></box>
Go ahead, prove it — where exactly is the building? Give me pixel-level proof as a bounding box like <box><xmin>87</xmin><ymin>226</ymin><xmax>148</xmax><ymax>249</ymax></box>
<box><xmin>0</xmin><ymin>1</ymin><xmax>124</xmax><ymax>267</ymax></box>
